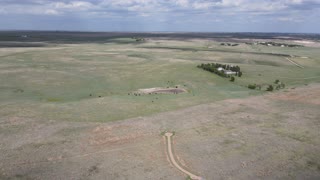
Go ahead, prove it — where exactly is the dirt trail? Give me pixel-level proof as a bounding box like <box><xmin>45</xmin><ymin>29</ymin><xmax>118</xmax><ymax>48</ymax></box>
<box><xmin>165</xmin><ymin>132</ymin><xmax>203</xmax><ymax>180</ymax></box>
<box><xmin>285</xmin><ymin>57</ymin><xmax>304</xmax><ymax>68</ymax></box>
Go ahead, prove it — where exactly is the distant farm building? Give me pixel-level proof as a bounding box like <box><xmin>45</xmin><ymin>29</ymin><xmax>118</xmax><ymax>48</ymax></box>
<box><xmin>217</xmin><ymin>67</ymin><xmax>237</xmax><ymax>75</ymax></box>
<box><xmin>224</xmin><ymin>70</ymin><xmax>237</xmax><ymax>75</ymax></box>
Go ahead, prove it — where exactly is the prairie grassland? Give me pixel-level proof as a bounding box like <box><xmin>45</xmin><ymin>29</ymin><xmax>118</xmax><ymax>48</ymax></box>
<box><xmin>0</xmin><ymin>36</ymin><xmax>319</xmax><ymax>180</ymax></box>
<box><xmin>0</xmin><ymin>39</ymin><xmax>319</xmax><ymax>122</ymax></box>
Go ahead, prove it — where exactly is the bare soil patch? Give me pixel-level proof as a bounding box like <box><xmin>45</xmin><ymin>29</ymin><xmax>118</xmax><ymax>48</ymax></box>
<box><xmin>137</xmin><ymin>87</ymin><xmax>187</xmax><ymax>94</ymax></box>
<box><xmin>90</xmin><ymin>124</ymin><xmax>154</xmax><ymax>146</ymax></box>
<box><xmin>293</xmin><ymin>40</ymin><xmax>320</xmax><ymax>47</ymax></box>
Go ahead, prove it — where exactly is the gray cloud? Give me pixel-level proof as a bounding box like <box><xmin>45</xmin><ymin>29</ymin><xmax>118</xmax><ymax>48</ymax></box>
<box><xmin>0</xmin><ymin>0</ymin><xmax>319</xmax><ymax>32</ymax></box>
<box><xmin>1</xmin><ymin>0</ymin><xmax>320</xmax><ymax>14</ymax></box>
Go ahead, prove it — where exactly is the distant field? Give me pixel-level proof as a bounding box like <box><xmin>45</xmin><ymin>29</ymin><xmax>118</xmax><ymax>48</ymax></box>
<box><xmin>0</xmin><ymin>36</ymin><xmax>319</xmax><ymax>122</ymax></box>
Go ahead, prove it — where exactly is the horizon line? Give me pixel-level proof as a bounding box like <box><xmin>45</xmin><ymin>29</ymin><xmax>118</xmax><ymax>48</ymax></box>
<box><xmin>0</xmin><ymin>29</ymin><xmax>319</xmax><ymax>35</ymax></box>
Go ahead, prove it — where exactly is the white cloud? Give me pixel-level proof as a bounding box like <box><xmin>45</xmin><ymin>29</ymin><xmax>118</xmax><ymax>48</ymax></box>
<box><xmin>0</xmin><ymin>1</ymin><xmax>98</xmax><ymax>16</ymax></box>
<box><xmin>0</xmin><ymin>0</ymin><xmax>319</xmax><ymax>19</ymax></box>
<box><xmin>175</xmin><ymin>0</ymin><xmax>189</xmax><ymax>8</ymax></box>
<box><xmin>103</xmin><ymin>0</ymin><xmax>155</xmax><ymax>6</ymax></box>
<box><xmin>192</xmin><ymin>1</ymin><xmax>214</xmax><ymax>9</ymax></box>
<box><xmin>53</xmin><ymin>1</ymin><xmax>94</xmax><ymax>10</ymax></box>
<box><xmin>277</xmin><ymin>16</ymin><xmax>304</xmax><ymax>22</ymax></box>
<box><xmin>44</xmin><ymin>9</ymin><xmax>60</xmax><ymax>15</ymax></box>
<box><xmin>218</xmin><ymin>0</ymin><xmax>244</xmax><ymax>7</ymax></box>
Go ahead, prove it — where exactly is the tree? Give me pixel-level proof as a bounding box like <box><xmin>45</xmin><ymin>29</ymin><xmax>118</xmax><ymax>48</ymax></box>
<box><xmin>230</xmin><ymin>76</ymin><xmax>235</xmax><ymax>82</ymax></box>
<box><xmin>238</xmin><ymin>72</ymin><xmax>242</xmax><ymax>77</ymax></box>
<box><xmin>267</xmin><ymin>85</ymin><xmax>274</xmax><ymax>91</ymax></box>
<box><xmin>274</xmin><ymin>79</ymin><xmax>280</xmax><ymax>84</ymax></box>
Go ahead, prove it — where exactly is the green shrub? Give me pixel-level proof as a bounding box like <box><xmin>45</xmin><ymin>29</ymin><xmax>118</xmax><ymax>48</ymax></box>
<box><xmin>248</xmin><ymin>84</ymin><xmax>256</xmax><ymax>89</ymax></box>
<box><xmin>267</xmin><ymin>85</ymin><xmax>274</xmax><ymax>91</ymax></box>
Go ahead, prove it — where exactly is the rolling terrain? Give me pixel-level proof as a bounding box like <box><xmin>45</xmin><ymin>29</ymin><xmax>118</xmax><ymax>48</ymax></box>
<box><xmin>0</xmin><ymin>32</ymin><xmax>319</xmax><ymax>179</ymax></box>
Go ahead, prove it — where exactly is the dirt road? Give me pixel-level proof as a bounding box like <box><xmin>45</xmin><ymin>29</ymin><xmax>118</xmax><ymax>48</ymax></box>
<box><xmin>285</xmin><ymin>57</ymin><xmax>304</xmax><ymax>68</ymax></box>
<box><xmin>165</xmin><ymin>132</ymin><xmax>203</xmax><ymax>180</ymax></box>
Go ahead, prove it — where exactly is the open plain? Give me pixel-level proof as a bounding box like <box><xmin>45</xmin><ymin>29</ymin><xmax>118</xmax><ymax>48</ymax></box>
<box><xmin>0</xmin><ymin>32</ymin><xmax>319</xmax><ymax>179</ymax></box>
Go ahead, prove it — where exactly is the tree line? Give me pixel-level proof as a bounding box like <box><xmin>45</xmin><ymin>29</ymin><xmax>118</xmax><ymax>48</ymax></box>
<box><xmin>197</xmin><ymin>63</ymin><xmax>243</xmax><ymax>78</ymax></box>
<box><xmin>248</xmin><ymin>79</ymin><xmax>285</xmax><ymax>91</ymax></box>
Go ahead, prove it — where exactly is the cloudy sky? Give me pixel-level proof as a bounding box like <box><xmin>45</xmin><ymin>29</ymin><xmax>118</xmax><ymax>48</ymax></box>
<box><xmin>0</xmin><ymin>0</ymin><xmax>319</xmax><ymax>33</ymax></box>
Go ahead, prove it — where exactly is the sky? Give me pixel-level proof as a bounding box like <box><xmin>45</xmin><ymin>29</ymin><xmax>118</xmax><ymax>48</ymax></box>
<box><xmin>0</xmin><ymin>0</ymin><xmax>320</xmax><ymax>33</ymax></box>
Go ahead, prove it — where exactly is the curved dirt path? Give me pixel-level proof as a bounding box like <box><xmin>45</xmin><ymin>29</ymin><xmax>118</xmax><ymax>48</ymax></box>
<box><xmin>285</xmin><ymin>57</ymin><xmax>304</xmax><ymax>68</ymax></box>
<box><xmin>165</xmin><ymin>132</ymin><xmax>202</xmax><ymax>180</ymax></box>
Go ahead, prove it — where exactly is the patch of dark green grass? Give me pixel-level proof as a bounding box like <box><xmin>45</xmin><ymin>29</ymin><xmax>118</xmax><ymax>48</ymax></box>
<box><xmin>222</xmin><ymin>139</ymin><xmax>236</xmax><ymax>145</ymax></box>
<box><xmin>253</xmin><ymin>60</ymin><xmax>281</xmax><ymax>66</ymax></box>
<box><xmin>46</xmin><ymin>97</ymin><xmax>62</xmax><ymax>102</ymax></box>
<box><xmin>127</xmin><ymin>53</ymin><xmax>151</xmax><ymax>60</ymax></box>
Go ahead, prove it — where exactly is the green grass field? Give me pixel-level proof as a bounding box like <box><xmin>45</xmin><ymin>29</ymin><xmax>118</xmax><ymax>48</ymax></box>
<box><xmin>1</xmin><ymin>38</ymin><xmax>319</xmax><ymax>122</ymax></box>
